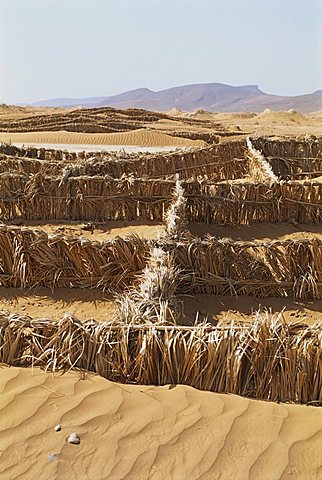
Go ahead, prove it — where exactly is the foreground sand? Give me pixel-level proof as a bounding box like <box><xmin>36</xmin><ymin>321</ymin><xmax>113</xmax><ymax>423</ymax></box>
<box><xmin>0</xmin><ymin>367</ymin><xmax>321</xmax><ymax>480</ymax></box>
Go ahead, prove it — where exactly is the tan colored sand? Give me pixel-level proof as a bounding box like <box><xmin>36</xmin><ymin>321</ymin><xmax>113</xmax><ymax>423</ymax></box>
<box><xmin>1</xmin><ymin>288</ymin><xmax>320</xmax><ymax>326</ymax></box>
<box><xmin>0</xmin><ymin>287</ymin><xmax>116</xmax><ymax>322</ymax></box>
<box><xmin>0</xmin><ymin>366</ymin><xmax>321</xmax><ymax>480</ymax></box>
<box><xmin>1</xmin><ymin>105</ymin><xmax>321</xmax><ymax>143</ymax></box>
<box><xmin>5</xmin><ymin>220</ymin><xmax>164</xmax><ymax>242</ymax></box>
<box><xmin>0</xmin><ymin>105</ymin><xmax>68</xmax><ymax>121</ymax></box>
<box><xmin>188</xmin><ymin>222</ymin><xmax>322</xmax><ymax>241</ymax></box>
<box><xmin>179</xmin><ymin>294</ymin><xmax>322</xmax><ymax>326</ymax></box>
<box><xmin>0</xmin><ymin>128</ymin><xmax>205</xmax><ymax>148</ymax></box>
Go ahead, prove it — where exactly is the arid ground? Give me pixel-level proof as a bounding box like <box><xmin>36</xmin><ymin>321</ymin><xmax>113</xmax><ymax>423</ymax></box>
<box><xmin>0</xmin><ymin>104</ymin><xmax>321</xmax><ymax>480</ymax></box>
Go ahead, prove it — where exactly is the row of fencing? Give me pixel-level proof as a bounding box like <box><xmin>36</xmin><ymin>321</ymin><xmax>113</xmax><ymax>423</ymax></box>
<box><xmin>2</xmin><ymin>136</ymin><xmax>320</xmax><ymax>160</ymax></box>
<box><xmin>252</xmin><ymin>136</ymin><xmax>322</xmax><ymax>159</ymax></box>
<box><xmin>0</xmin><ymin>141</ymin><xmax>248</xmax><ymax>179</ymax></box>
<box><xmin>0</xmin><ymin>312</ymin><xmax>320</xmax><ymax>404</ymax></box>
<box><xmin>1</xmin><ymin>173</ymin><xmax>322</xmax><ymax>223</ymax></box>
<box><xmin>1</xmin><ymin>137</ymin><xmax>321</xmax><ymax>179</ymax></box>
<box><xmin>1</xmin><ymin>226</ymin><xmax>321</xmax><ymax>299</ymax></box>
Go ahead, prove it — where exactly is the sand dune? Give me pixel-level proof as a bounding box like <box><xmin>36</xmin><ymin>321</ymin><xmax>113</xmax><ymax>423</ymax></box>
<box><xmin>0</xmin><ymin>129</ymin><xmax>205</xmax><ymax>148</ymax></box>
<box><xmin>166</xmin><ymin>107</ymin><xmax>185</xmax><ymax>117</ymax></box>
<box><xmin>0</xmin><ymin>367</ymin><xmax>321</xmax><ymax>480</ymax></box>
<box><xmin>253</xmin><ymin>109</ymin><xmax>308</xmax><ymax>125</ymax></box>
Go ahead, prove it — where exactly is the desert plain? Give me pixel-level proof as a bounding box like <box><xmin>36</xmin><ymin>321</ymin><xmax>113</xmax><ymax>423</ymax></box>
<box><xmin>0</xmin><ymin>103</ymin><xmax>321</xmax><ymax>479</ymax></box>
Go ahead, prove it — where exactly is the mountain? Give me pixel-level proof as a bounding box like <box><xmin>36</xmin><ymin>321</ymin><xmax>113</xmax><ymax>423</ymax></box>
<box><xmin>32</xmin><ymin>83</ymin><xmax>322</xmax><ymax>113</ymax></box>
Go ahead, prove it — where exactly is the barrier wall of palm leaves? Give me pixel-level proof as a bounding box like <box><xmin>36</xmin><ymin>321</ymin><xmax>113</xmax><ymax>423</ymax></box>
<box><xmin>0</xmin><ymin>225</ymin><xmax>321</xmax><ymax>299</ymax></box>
<box><xmin>0</xmin><ymin>311</ymin><xmax>320</xmax><ymax>405</ymax></box>
<box><xmin>0</xmin><ymin>136</ymin><xmax>321</xmax><ymax>404</ymax></box>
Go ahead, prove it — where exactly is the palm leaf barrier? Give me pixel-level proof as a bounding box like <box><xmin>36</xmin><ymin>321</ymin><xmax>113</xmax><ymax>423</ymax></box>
<box><xmin>0</xmin><ymin>153</ymin><xmax>72</xmax><ymax>176</ymax></box>
<box><xmin>249</xmin><ymin>136</ymin><xmax>322</xmax><ymax>181</ymax></box>
<box><xmin>251</xmin><ymin>136</ymin><xmax>322</xmax><ymax>159</ymax></box>
<box><xmin>0</xmin><ymin>141</ymin><xmax>248</xmax><ymax>180</ymax></box>
<box><xmin>183</xmin><ymin>181</ymin><xmax>322</xmax><ymax>224</ymax></box>
<box><xmin>165</xmin><ymin>237</ymin><xmax>322</xmax><ymax>299</ymax></box>
<box><xmin>267</xmin><ymin>156</ymin><xmax>322</xmax><ymax>180</ymax></box>
<box><xmin>0</xmin><ymin>174</ymin><xmax>174</xmax><ymax>221</ymax></box>
<box><xmin>1</xmin><ymin>173</ymin><xmax>322</xmax><ymax>223</ymax></box>
<box><xmin>1</xmin><ymin>225</ymin><xmax>322</xmax><ymax>299</ymax></box>
<box><xmin>0</xmin><ymin>226</ymin><xmax>149</xmax><ymax>290</ymax></box>
<box><xmin>247</xmin><ymin>138</ymin><xmax>279</xmax><ymax>184</ymax></box>
<box><xmin>0</xmin><ymin>311</ymin><xmax>320</xmax><ymax>405</ymax></box>
<box><xmin>0</xmin><ymin>107</ymin><xmax>168</xmax><ymax>134</ymax></box>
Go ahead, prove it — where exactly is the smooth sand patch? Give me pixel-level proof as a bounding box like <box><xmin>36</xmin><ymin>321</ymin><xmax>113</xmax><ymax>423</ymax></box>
<box><xmin>0</xmin><ymin>367</ymin><xmax>321</xmax><ymax>480</ymax></box>
<box><xmin>5</xmin><ymin>220</ymin><xmax>164</xmax><ymax>242</ymax></box>
<box><xmin>0</xmin><ymin>129</ymin><xmax>205</xmax><ymax>148</ymax></box>
<box><xmin>0</xmin><ymin>287</ymin><xmax>116</xmax><ymax>322</ymax></box>
<box><xmin>188</xmin><ymin>222</ymin><xmax>322</xmax><ymax>241</ymax></box>
<box><xmin>1</xmin><ymin>289</ymin><xmax>321</xmax><ymax>325</ymax></box>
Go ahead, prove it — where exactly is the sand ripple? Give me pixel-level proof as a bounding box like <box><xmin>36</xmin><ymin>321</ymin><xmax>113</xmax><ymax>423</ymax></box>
<box><xmin>0</xmin><ymin>367</ymin><xmax>321</xmax><ymax>479</ymax></box>
<box><xmin>0</xmin><ymin>129</ymin><xmax>205</xmax><ymax>148</ymax></box>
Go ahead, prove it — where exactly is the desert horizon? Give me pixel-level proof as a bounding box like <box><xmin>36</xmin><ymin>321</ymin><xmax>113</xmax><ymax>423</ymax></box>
<box><xmin>1</xmin><ymin>0</ymin><xmax>321</xmax><ymax>479</ymax></box>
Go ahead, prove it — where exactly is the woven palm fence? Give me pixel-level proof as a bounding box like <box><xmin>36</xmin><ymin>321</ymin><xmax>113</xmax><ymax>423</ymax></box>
<box><xmin>1</xmin><ymin>173</ymin><xmax>322</xmax><ymax>223</ymax></box>
<box><xmin>0</xmin><ymin>141</ymin><xmax>248</xmax><ymax>179</ymax></box>
<box><xmin>0</xmin><ymin>154</ymin><xmax>66</xmax><ymax>175</ymax></box>
<box><xmin>252</xmin><ymin>136</ymin><xmax>322</xmax><ymax>159</ymax></box>
<box><xmin>1</xmin><ymin>226</ymin><xmax>321</xmax><ymax>299</ymax></box>
<box><xmin>267</xmin><ymin>156</ymin><xmax>322</xmax><ymax>179</ymax></box>
<box><xmin>0</xmin><ymin>226</ymin><xmax>149</xmax><ymax>290</ymax></box>
<box><xmin>247</xmin><ymin>138</ymin><xmax>278</xmax><ymax>184</ymax></box>
<box><xmin>165</xmin><ymin>237</ymin><xmax>322</xmax><ymax>299</ymax></box>
<box><xmin>0</xmin><ymin>174</ymin><xmax>174</xmax><ymax>221</ymax></box>
<box><xmin>184</xmin><ymin>181</ymin><xmax>322</xmax><ymax>224</ymax></box>
<box><xmin>0</xmin><ymin>312</ymin><xmax>320</xmax><ymax>405</ymax></box>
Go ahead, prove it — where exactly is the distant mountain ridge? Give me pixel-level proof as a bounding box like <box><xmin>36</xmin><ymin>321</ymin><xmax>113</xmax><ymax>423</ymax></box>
<box><xmin>32</xmin><ymin>83</ymin><xmax>322</xmax><ymax>113</ymax></box>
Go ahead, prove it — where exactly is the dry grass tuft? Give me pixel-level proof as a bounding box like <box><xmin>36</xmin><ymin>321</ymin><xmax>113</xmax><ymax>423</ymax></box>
<box><xmin>165</xmin><ymin>179</ymin><xmax>188</xmax><ymax>238</ymax></box>
<box><xmin>116</xmin><ymin>247</ymin><xmax>180</xmax><ymax>325</ymax></box>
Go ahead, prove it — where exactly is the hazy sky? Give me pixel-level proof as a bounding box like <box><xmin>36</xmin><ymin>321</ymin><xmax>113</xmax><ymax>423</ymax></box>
<box><xmin>0</xmin><ymin>0</ymin><xmax>321</xmax><ymax>104</ymax></box>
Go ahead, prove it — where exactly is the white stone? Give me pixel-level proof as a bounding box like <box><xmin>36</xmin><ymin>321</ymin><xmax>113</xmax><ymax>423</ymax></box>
<box><xmin>48</xmin><ymin>453</ymin><xmax>58</xmax><ymax>461</ymax></box>
<box><xmin>68</xmin><ymin>432</ymin><xmax>80</xmax><ymax>445</ymax></box>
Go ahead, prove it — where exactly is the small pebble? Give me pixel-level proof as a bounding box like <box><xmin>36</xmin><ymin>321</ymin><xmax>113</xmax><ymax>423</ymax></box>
<box><xmin>68</xmin><ymin>432</ymin><xmax>80</xmax><ymax>445</ymax></box>
<box><xmin>54</xmin><ymin>424</ymin><xmax>61</xmax><ymax>432</ymax></box>
<box><xmin>48</xmin><ymin>453</ymin><xmax>58</xmax><ymax>462</ymax></box>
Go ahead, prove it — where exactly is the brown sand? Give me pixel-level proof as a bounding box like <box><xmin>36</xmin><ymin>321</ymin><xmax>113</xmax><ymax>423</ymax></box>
<box><xmin>217</xmin><ymin>110</ymin><xmax>322</xmax><ymax>137</ymax></box>
<box><xmin>180</xmin><ymin>294</ymin><xmax>322</xmax><ymax>325</ymax></box>
<box><xmin>188</xmin><ymin>222</ymin><xmax>322</xmax><ymax>241</ymax></box>
<box><xmin>0</xmin><ymin>129</ymin><xmax>205</xmax><ymax>148</ymax></box>
<box><xmin>1</xmin><ymin>366</ymin><xmax>321</xmax><ymax>480</ymax></box>
<box><xmin>1</xmin><ymin>288</ymin><xmax>320</xmax><ymax>325</ymax></box>
<box><xmin>0</xmin><ymin>287</ymin><xmax>116</xmax><ymax>322</ymax></box>
<box><xmin>6</xmin><ymin>222</ymin><xmax>320</xmax><ymax>244</ymax></box>
<box><xmin>5</xmin><ymin>220</ymin><xmax>164</xmax><ymax>242</ymax></box>
<box><xmin>0</xmin><ymin>105</ymin><xmax>68</xmax><ymax>121</ymax></box>
<box><xmin>1</xmin><ymin>109</ymin><xmax>321</xmax><ymax>480</ymax></box>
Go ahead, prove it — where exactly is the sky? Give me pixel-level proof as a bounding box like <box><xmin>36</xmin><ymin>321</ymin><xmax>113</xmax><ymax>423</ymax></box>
<box><xmin>0</xmin><ymin>0</ymin><xmax>321</xmax><ymax>104</ymax></box>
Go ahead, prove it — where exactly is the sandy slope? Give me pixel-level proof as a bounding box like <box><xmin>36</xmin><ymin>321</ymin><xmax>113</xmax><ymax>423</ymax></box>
<box><xmin>0</xmin><ymin>129</ymin><xmax>205</xmax><ymax>147</ymax></box>
<box><xmin>0</xmin><ymin>367</ymin><xmax>321</xmax><ymax>480</ymax></box>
